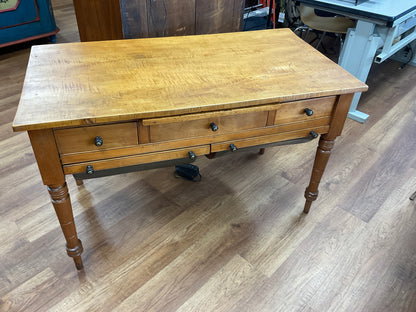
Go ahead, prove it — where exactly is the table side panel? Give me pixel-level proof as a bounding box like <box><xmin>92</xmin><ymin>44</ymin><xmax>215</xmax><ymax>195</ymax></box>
<box><xmin>28</xmin><ymin>129</ymin><xmax>65</xmax><ymax>185</ymax></box>
<box><xmin>326</xmin><ymin>93</ymin><xmax>354</xmax><ymax>138</ymax></box>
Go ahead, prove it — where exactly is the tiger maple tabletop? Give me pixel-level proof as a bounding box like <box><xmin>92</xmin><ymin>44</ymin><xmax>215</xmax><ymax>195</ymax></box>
<box><xmin>13</xmin><ymin>29</ymin><xmax>367</xmax><ymax>269</ymax></box>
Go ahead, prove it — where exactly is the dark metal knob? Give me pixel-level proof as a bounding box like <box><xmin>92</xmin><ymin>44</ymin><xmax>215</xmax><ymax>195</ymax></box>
<box><xmin>310</xmin><ymin>131</ymin><xmax>319</xmax><ymax>138</ymax></box>
<box><xmin>304</xmin><ymin>108</ymin><xmax>314</xmax><ymax>116</ymax></box>
<box><xmin>94</xmin><ymin>136</ymin><xmax>103</xmax><ymax>147</ymax></box>
<box><xmin>188</xmin><ymin>151</ymin><xmax>196</xmax><ymax>160</ymax></box>
<box><xmin>86</xmin><ymin>165</ymin><xmax>94</xmax><ymax>175</ymax></box>
<box><xmin>210</xmin><ymin>122</ymin><xmax>219</xmax><ymax>132</ymax></box>
<box><xmin>230</xmin><ymin>144</ymin><xmax>238</xmax><ymax>152</ymax></box>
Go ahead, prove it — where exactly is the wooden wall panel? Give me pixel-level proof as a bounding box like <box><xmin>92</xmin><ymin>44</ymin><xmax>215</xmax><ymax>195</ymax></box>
<box><xmin>146</xmin><ymin>0</ymin><xmax>195</xmax><ymax>37</ymax></box>
<box><xmin>73</xmin><ymin>0</ymin><xmax>123</xmax><ymax>42</ymax></box>
<box><xmin>73</xmin><ymin>0</ymin><xmax>244</xmax><ymax>41</ymax></box>
<box><xmin>233</xmin><ymin>0</ymin><xmax>245</xmax><ymax>32</ymax></box>
<box><xmin>196</xmin><ymin>0</ymin><xmax>243</xmax><ymax>34</ymax></box>
<box><xmin>120</xmin><ymin>0</ymin><xmax>149</xmax><ymax>38</ymax></box>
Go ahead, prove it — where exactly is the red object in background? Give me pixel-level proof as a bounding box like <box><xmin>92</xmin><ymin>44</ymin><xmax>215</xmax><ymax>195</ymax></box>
<box><xmin>259</xmin><ymin>0</ymin><xmax>275</xmax><ymax>28</ymax></box>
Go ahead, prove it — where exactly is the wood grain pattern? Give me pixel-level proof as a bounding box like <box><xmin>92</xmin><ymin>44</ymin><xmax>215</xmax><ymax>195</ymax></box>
<box><xmin>2</xmin><ymin>0</ymin><xmax>415</xmax><ymax>310</ymax></box>
<box><xmin>142</xmin><ymin>104</ymin><xmax>272</xmax><ymax>126</ymax></box>
<box><xmin>0</xmin><ymin>268</ymin><xmax>58</xmax><ymax>311</ymax></box>
<box><xmin>149</xmin><ymin>111</ymin><xmax>268</xmax><ymax>142</ymax></box>
<box><xmin>175</xmin><ymin>255</ymin><xmax>265</xmax><ymax>312</ymax></box>
<box><xmin>12</xmin><ymin>29</ymin><xmax>367</xmax><ymax>132</ymax></box>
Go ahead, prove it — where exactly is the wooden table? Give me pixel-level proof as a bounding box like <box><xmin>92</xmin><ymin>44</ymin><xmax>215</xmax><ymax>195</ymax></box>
<box><xmin>13</xmin><ymin>29</ymin><xmax>367</xmax><ymax>270</ymax></box>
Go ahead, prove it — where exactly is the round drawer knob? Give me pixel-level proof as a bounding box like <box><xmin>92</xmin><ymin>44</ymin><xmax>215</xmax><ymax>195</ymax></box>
<box><xmin>86</xmin><ymin>165</ymin><xmax>94</xmax><ymax>175</ymax></box>
<box><xmin>188</xmin><ymin>151</ymin><xmax>196</xmax><ymax>160</ymax></box>
<box><xmin>230</xmin><ymin>144</ymin><xmax>238</xmax><ymax>152</ymax></box>
<box><xmin>310</xmin><ymin>131</ymin><xmax>319</xmax><ymax>138</ymax></box>
<box><xmin>94</xmin><ymin>136</ymin><xmax>103</xmax><ymax>147</ymax></box>
<box><xmin>210</xmin><ymin>122</ymin><xmax>219</xmax><ymax>132</ymax></box>
<box><xmin>304</xmin><ymin>108</ymin><xmax>314</xmax><ymax>116</ymax></box>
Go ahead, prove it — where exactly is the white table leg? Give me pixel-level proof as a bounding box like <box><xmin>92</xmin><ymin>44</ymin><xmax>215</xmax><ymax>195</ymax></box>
<box><xmin>338</xmin><ymin>20</ymin><xmax>383</xmax><ymax>123</ymax></box>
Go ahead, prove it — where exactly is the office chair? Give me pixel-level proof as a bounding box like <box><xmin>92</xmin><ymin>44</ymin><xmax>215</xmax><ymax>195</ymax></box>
<box><xmin>295</xmin><ymin>5</ymin><xmax>356</xmax><ymax>51</ymax></box>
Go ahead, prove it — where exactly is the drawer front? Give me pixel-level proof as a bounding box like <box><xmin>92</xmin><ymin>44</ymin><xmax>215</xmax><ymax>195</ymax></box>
<box><xmin>274</xmin><ymin>96</ymin><xmax>336</xmax><ymax>125</ymax></box>
<box><xmin>59</xmin><ymin>117</ymin><xmax>331</xmax><ymax>165</ymax></box>
<box><xmin>147</xmin><ymin>111</ymin><xmax>268</xmax><ymax>142</ymax></box>
<box><xmin>211</xmin><ymin>126</ymin><xmax>329</xmax><ymax>153</ymax></box>
<box><xmin>54</xmin><ymin>122</ymin><xmax>138</xmax><ymax>154</ymax></box>
<box><xmin>63</xmin><ymin>145</ymin><xmax>210</xmax><ymax>175</ymax></box>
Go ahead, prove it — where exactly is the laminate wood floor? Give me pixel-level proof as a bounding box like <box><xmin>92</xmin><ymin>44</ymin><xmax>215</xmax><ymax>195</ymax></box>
<box><xmin>1</xmin><ymin>2</ymin><xmax>415</xmax><ymax>311</ymax></box>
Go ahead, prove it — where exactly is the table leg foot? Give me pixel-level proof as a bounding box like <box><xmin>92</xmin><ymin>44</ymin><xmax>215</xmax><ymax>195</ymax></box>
<box><xmin>259</xmin><ymin>148</ymin><xmax>265</xmax><ymax>155</ymax></box>
<box><xmin>303</xmin><ymin>136</ymin><xmax>334</xmax><ymax>213</ymax></box>
<box><xmin>303</xmin><ymin>190</ymin><xmax>318</xmax><ymax>213</ymax></box>
<box><xmin>48</xmin><ymin>182</ymin><xmax>84</xmax><ymax>270</ymax></box>
<box><xmin>66</xmin><ymin>239</ymin><xmax>84</xmax><ymax>270</ymax></box>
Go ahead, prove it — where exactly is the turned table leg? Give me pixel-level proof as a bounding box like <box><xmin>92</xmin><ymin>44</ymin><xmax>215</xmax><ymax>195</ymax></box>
<box><xmin>28</xmin><ymin>129</ymin><xmax>84</xmax><ymax>269</ymax></box>
<box><xmin>304</xmin><ymin>135</ymin><xmax>334</xmax><ymax>213</ymax></box>
<box><xmin>48</xmin><ymin>183</ymin><xmax>84</xmax><ymax>269</ymax></box>
<box><xmin>303</xmin><ymin>93</ymin><xmax>353</xmax><ymax>214</ymax></box>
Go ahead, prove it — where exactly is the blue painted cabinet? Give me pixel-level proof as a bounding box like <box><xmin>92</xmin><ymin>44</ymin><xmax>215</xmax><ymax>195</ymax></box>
<box><xmin>0</xmin><ymin>0</ymin><xmax>59</xmax><ymax>48</ymax></box>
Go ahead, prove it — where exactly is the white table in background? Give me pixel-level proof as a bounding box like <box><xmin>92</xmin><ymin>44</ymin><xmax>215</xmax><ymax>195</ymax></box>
<box><xmin>299</xmin><ymin>0</ymin><xmax>416</xmax><ymax>122</ymax></box>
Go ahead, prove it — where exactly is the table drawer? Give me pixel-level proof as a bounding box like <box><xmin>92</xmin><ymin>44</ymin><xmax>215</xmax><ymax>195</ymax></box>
<box><xmin>145</xmin><ymin>110</ymin><xmax>268</xmax><ymax>142</ymax></box>
<box><xmin>274</xmin><ymin>96</ymin><xmax>336</xmax><ymax>125</ymax></box>
<box><xmin>59</xmin><ymin>116</ymin><xmax>331</xmax><ymax>165</ymax></box>
<box><xmin>211</xmin><ymin>126</ymin><xmax>329</xmax><ymax>153</ymax></box>
<box><xmin>54</xmin><ymin>122</ymin><xmax>138</xmax><ymax>154</ymax></box>
<box><xmin>63</xmin><ymin>145</ymin><xmax>210</xmax><ymax>175</ymax></box>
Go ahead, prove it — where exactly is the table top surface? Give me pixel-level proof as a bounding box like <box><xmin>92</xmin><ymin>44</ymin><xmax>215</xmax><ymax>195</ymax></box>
<box><xmin>299</xmin><ymin>0</ymin><xmax>416</xmax><ymax>24</ymax></box>
<box><xmin>13</xmin><ymin>29</ymin><xmax>367</xmax><ymax>131</ymax></box>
